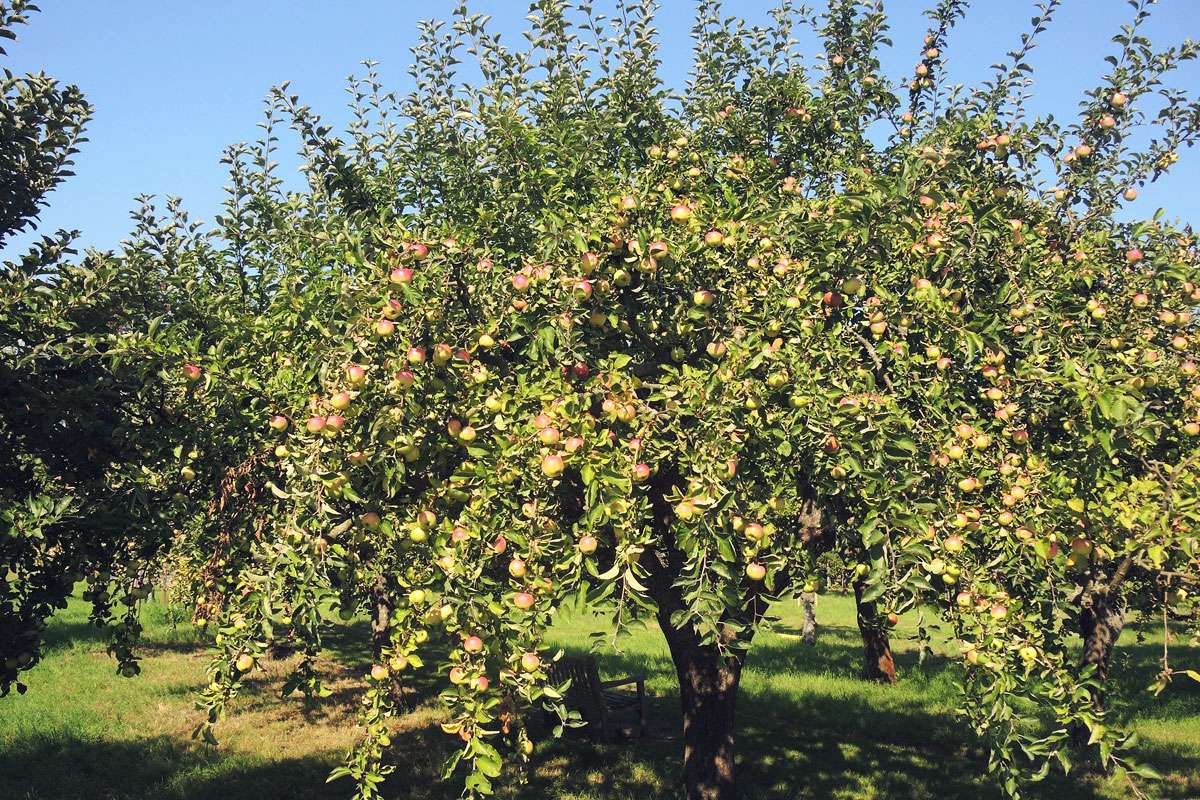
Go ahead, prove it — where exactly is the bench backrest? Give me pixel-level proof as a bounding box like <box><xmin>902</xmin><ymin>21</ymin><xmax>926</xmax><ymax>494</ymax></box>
<box><xmin>546</xmin><ymin>655</ymin><xmax>605</xmax><ymax>720</ymax></box>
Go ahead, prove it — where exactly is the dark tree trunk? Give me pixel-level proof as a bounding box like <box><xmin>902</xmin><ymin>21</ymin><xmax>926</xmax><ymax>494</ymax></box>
<box><xmin>800</xmin><ymin>592</ymin><xmax>818</xmax><ymax>645</ymax></box>
<box><xmin>370</xmin><ymin>576</ymin><xmax>407</xmax><ymax>707</ymax></box>
<box><xmin>1071</xmin><ymin>591</ymin><xmax>1125</xmax><ymax>749</ymax></box>
<box><xmin>657</xmin><ymin>609</ymin><xmax>744</xmax><ymax>800</ymax></box>
<box><xmin>854</xmin><ymin>581</ymin><xmax>896</xmax><ymax>684</ymax></box>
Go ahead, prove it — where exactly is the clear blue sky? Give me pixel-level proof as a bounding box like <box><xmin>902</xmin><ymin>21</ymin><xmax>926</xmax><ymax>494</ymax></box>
<box><xmin>4</xmin><ymin>1</ymin><xmax>1199</xmax><ymax>259</ymax></box>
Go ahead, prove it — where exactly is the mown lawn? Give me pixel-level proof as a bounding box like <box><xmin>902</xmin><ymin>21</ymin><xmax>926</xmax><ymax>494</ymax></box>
<box><xmin>1</xmin><ymin>592</ymin><xmax>1197</xmax><ymax>800</ymax></box>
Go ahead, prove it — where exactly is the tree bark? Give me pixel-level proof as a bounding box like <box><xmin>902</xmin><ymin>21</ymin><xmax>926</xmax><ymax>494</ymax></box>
<box><xmin>800</xmin><ymin>592</ymin><xmax>818</xmax><ymax>645</ymax></box>
<box><xmin>854</xmin><ymin>581</ymin><xmax>896</xmax><ymax>684</ymax></box>
<box><xmin>370</xmin><ymin>576</ymin><xmax>407</xmax><ymax>708</ymax></box>
<box><xmin>657</xmin><ymin>609</ymin><xmax>744</xmax><ymax>800</ymax></box>
<box><xmin>1071</xmin><ymin>590</ymin><xmax>1125</xmax><ymax>749</ymax></box>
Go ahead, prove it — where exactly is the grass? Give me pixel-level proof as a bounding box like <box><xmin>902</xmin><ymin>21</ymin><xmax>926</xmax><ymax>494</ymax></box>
<box><xmin>1</xmin><ymin>593</ymin><xmax>1197</xmax><ymax>800</ymax></box>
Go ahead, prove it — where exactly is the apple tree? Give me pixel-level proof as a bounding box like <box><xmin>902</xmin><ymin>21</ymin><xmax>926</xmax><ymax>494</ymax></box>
<box><xmin>119</xmin><ymin>3</ymin><xmax>1200</xmax><ymax>800</ymax></box>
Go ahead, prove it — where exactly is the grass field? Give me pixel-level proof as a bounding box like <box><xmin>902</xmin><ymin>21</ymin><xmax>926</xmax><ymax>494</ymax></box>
<box><xmin>2</xmin><ymin>592</ymin><xmax>1197</xmax><ymax>800</ymax></box>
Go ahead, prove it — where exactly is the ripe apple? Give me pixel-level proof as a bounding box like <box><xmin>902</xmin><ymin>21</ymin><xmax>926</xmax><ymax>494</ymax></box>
<box><xmin>745</xmin><ymin>562</ymin><xmax>767</xmax><ymax>581</ymax></box>
<box><xmin>520</xmin><ymin>652</ymin><xmax>541</xmax><ymax>672</ymax></box>
<box><xmin>235</xmin><ymin>653</ymin><xmax>254</xmax><ymax>672</ymax></box>
<box><xmin>493</xmin><ymin>535</ymin><xmax>507</xmax><ymax>554</ymax></box>
<box><xmin>1126</xmin><ymin>247</ymin><xmax>1143</xmax><ymax>263</ymax></box>
<box><xmin>508</xmin><ymin>558</ymin><xmax>527</xmax><ymax>578</ymax></box>
<box><xmin>346</xmin><ymin>364</ymin><xmax>366</xmax><ymax>386</ymax></box>
<box><xmin>389</xmin><ymin>655</ymin><xmax>409</xmax><ymax>672</ymax></box>
<box><xmin>990</xmin><ymin>603</ymin><xmax>1008</xmax><ymax>620</ymax></box>
<box><xmin>633</xmin><ymin>463</ymin><xmax>652</xmax><ymax>482</ymax></box>
<box><xmin>693</xmin><ymin>289</ymin><xmax>715</xmax><ymax>307</ymax></box>
<box><xmin>360</xmin><ymin>512</ymin><xmax>381</xmax><ymax>529</ymax></box>
<box><xmin>449</xmin><ymin>666</ymin><xmax>468</xmax><ymax>684</ymax></box>
<box><xmin>370</xmin><ymin>663</ymin><xmax>389</xmax><ymax>681</ymax></box>
<box><xmin>269</xmin><ymin>415</ymin><xmax>289</xmax><ymax>432</ymax></box>
<box><xmin>408</xmin><ymin>242</ymin><xmax>429</xmax><ymax>260</ymax></box>
<box><xmin>463</xmin><ymin>636</ymin><xmax>484</xmax><ymax>654</ymax></box>
<box><xmin>183</xmin><ymin>363</ymin><xmax>202</xmax><ymax>381</ymax></box>
<box><xmin>648</xmin><ymin>240</ymin><xmax>669</xmax><ymax>260</ymax></box>
<box><xmin>581</xmin><ymin>251</ymin><xmax>601</xmax><ymax>274</ymax></box>
<box><xmin>324</xmin><ymin>414</ymin><xmax>346</xmax><ymax>432</ymax></box>
<box><xmin>451</xmin><ymin>526</ymin><xmax>470</xmax><ymax>544</ymax></box>
<box><xmin>390</xmin><ymin>267</ymin><xmax>413</xmax><ymax>284</ymax></box>
<box><xmin>306</xmin><ymin>416</ymin><xmax>326</xmax><ymax>434</ymax></box>
<box><xmin>1123</xmin><ymin>187</ymin><xmax>1138</xmax><ymax>201</ymax></box>
<box><xmin>943</xmin><ymin>534</ymin><xmax>964</xmax><ymax>553</ymax></box>
<box><xmin>577</xmin><ymin>535</ymin><xmax>598</xmax><ymax>554</ymax></box>
<box><xmin>513</xmin><ymin>591</ymin><xmax>536</xmax><ymax>610</ymax></box>
<box><xmin>394</xmin><ymin>369</ymin><xmax>415</xmax><ymax>389</ymax></box>
<box><xmin>330</xmin><ymin>391</ymin><xmax>351</xmax><ymax>410</ymax></box>
<box><xmin>459</xmin><ymin>425</ymin><xmax>477</xmax><ymax>443</ymax></box>
<box><xmin>375</xmin><ymin>319</ymin><xmax>395</xmax><ymax>337</ymax></box>
<box><xmin>512</xmin><ymin>272</ymin><xmax>530</xmax><ymax>291</ymax></box>
<box><xmin>955</xmin><ymin>591</ymin><xmax>973</xmax><ymax>607</ymax></box>
<box><xmin>407</xmin><ymin>346</ymin><xmax>426</xmax><ymax>365</ymax></box>
<box><xmin>571</xmin><ymin>361</ymin><xmax>589</xmax><ymax>380</ymax></box>
<box><xmin>574</xmin><ymin>279</ymin><xmax>593</xmax><ymax>300</ymax></box>
<box><xmin>541</xmin><ymin>454</ymin><xmax>565</xmax><ymax>478</ymax></box>
<box><xmin>670</xmin><ymin>203</ymin><xmax>693</xmax><ymax>222</ymax></box>
<box><xmin>703</xmin><ymin>230</ymin><xmax>724</xmax><ymax>247</ymax></box>
<box><xmin>744</xmin><ymin>522</ymin><xmax>765</xmax><ymax>542</ymax></box>
<box><xmin>1110</xmin><ymin>91</ymin><xmax>1128</xmax><ymax>107</ymax></box>
<box><xmin>675</xmin><ymin>500</ymin><xmax>699</xmax><ymax>520</ymax></box>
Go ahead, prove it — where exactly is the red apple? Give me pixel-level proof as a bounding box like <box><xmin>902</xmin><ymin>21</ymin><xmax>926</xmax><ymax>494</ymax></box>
<box><xmin>183</xmin><ymin>363</ymin><xmax>202</xmax><ymax>381</ymax></box>
<box><xmin>389</xmin><ymin>267</ymin><xmax>413</xmax><ymax>284</ymax></box>
<box><xmin>513</xmin><ymin>591</ymin><xmax>536</xmax><ymax>610</ymax></box>
<box><xmin>269</xmin><ymin>415</ymin><xmax>289</xmax><ymax>432</ymax></box>
<box><xmin>541</xmin><ymin>454</ymin><xmax>565</xmax><ymax>478</ymax></box>
<box><xmin>463</xmin><ymin>636</ymin><xmax>484</xmax><ymax>654</ymax></box>
<box><xmin>578</xmin><ymin>535</ymin><xmax>598</xmax><ymax>554</ymax></box>
<box><xmin>305</xmin><ymin>416</ymin><xmax>326</xmax><ymax>434</ymax></box>
<box><xmin>745</xmin><ymin>562</ymin><xmax>767</xmax><ymax>581</ymax></box>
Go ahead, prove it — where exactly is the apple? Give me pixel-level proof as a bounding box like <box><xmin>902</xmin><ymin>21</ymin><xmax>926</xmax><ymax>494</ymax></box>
<box><xmin>407</xmin><ymin>346</ymin><xmax>426</xmax><ymax>365</ymax></box>
<box><xmin>541</xmin><ymin>454</ymin><xmax>565</xmax><ymax>478</ymax></box>
<box><xmin>822</xmin><ymin>291</ymin><xmax>843</xmax><ymax>308</ymax></box>
<box><xmin>744</xmin><ymin>522</ymin><xmax>765</xmax><ymax>542</ymax></box>
<box><xmin>346</xmin><ymin>364</ymin><xmax>366</xmax><ymax>386</ymax></box>
<box><xmin>1126</xmin><ymin>247</ymin><xmax>1143</xmax><ymax>263</ymax></box>
<box><xmin>1110</xmin><ymin>91</ymin><xmax>1128</xmax><ymax>107</ymax></box>
<box><xmin>564</xmin><ymin>436</ymin><xmax>584</xmax><ymax>453</ymax></box>
<box><xmin>330</xmin><ymin>391</ymin><xmax>351</xmax><ymax>410</ymax></box>
<box><xmin>408</xmin><ymin>242</ymin><xmax>429</xmax><ymax>260</ymax></box>
<box><xmin>943</xmin><ymin>534</ymin><xmax>964</xmax><ymax>553</ymax></box>
<box><xmin>508</xmin><ymin>558</ymin><xmax>527</xmax><ymax>578</ymax></box>
<box><xmin>573</xmin><ymin>279</ymin><xmax>593</xmax><ymax>300</ymax></box>
<box><xmin>675</xmin><ymin>500</ymin><xmax>699</xmax><ymax>520</ymax></box>
<box><xmin>745</xmin><ymin>562</ymin><xmax>767</xmax><ymax>581</ymax></box>
<box><xmin>389</xmin><ymin>655</ymin><xmax>409</xmax><ymax>672</ymax></box>
<box><xmin>577</xmin><ymin>535</ymin><xmax>598</xmax><ymax>554</ymax></box>
<box><xmin>513</xmin><ymin>591</ymin><xmax>536</xmax><ymax>610</ymax></box>
<box><xmin>449</xmin><ymin>666</ymin><xmax>468</xmax><ymax>684</ymax></box>
<box><xmin>1019</xmin><ymin>645</ymin><xmax>1038</xmax><ymax>663</ymax></box>
<box><xmin>451</xmin><ymin>526</ymin><xmax>470</xmax><ymax>544</ymax></box>
<box><xmin>571</xmin><ymin>361</ymin><xmax>589</xmax><ymax>380</ymax></box>
<box><xmin>990</xmin><ymin>603</ymin><xmax>1008</xmax><ymax>620</ymax></box>
<box><xmin>183</xmin><ymin>363</ymin><xmax>202</xmax><ymax>381</ymax></box>
<box><xmin>703</xmin><ymin>230</ymin><xmax>724</xmax><ymax>247</ymax></box>
<box><xmin>581</xmin><ymin>251</ymin><xmax>601</xmax><ymax>274</ymax></box>
<box><xmin>306</xmin><ymin>416</ymin><xmax>326</xmax><ymax>434</ymax></box>
<box><xmin>493</xmin><ymin>535</ymin><xmax>507</xmax><ymax>554</ymax></box>
<box><xmin>390</xmin><ymin>267</ymin><xmax>413</xmax><ymax>284</ymax></box>
<box><xmin>707</xmin><ymin>340</ymin><xmax>727</xmax><ymax>358</ymax></box>
<box><xmin>324</xmin><ymin>414</ymin><xmax>346</xmax><ymax>432</ymax></box>
<box><xmin>538</xmin><ymin>426</ymin><xmax>561</xmax><ymax>446</ymax></box>
<box><xmin>512</xmin><ymin>272</ymin><xmax>530</xmax><ymax>291</ymax></box>
<box><xmin>269</xmin><ymin>415</ymin><xmax>289</xmax><ymax>432</ymax></box>
<box><xmin>955</xmin><ymin>591</ymin><xmax>973</xmax><ymax>607</ymax></box>
<box><xmin>459</xmin><ymin>425</ymin><xmax>477</xmax><ymax>443</ymax></box>
<box><xmin>370</xmin><ymin>664</ymin><xmax>390</xmax><ymax>681</ymax></box>
<box><xmin>235</xmin><ymin>653</ymin><xmax>254</xmax><ymax>672</ymax></box>
<box><xmin>670</xmin><ymin>203</ymin><xmax>693</xmax><ymax>222</ymax></box>
<box><xmin>394</xmin><ymin>369</ymin><xmax>415</xmax><ymax>389</ymax></box>
<box><xmin>633</xmin><ymin>463</ymin><xmax>652</xmax><ymax>482</ymax></box>
<box><xmin>375</xmin><ymin>319</ymin><xmax>395</xmax><ymax>337</ymax></box>
<box><xmin>648</xmin><ymin>240</ymin><xmax>669</xmax><ymax>260</ymax></box>
<box><xmin>433</xmin><ymin>343</ymin><xmax>453</xmax><ymax>366</ymax></box>
<box><xmin>1123</xmin><ymin>187</ymin><xmax>1138</xmax><ymax>201</ymax></box>
<box><xmin>463</xmin><ymin>636</ymin><xmax>484</xmax><ymax>654</ymax></box>
<box><xmin>408</xmin><ymin>589</ymin><xmax>426</xmax><ymax>605</ymax></box>
<box><xmin>360</xmin><ymin>512</ymin><xmax>382</xmax><ymax>529</ymax></box>
<box><xmin>693</xmin><ymin>289</ymin><xmax>715</xmax><ymax>307</ymax></box>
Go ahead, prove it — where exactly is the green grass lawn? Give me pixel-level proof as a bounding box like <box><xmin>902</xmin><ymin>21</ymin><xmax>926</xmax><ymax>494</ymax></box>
<box><xmin>2</xmin><ymin>593</ymin><xmax>1197</xmax><ymax>800</ymax></box>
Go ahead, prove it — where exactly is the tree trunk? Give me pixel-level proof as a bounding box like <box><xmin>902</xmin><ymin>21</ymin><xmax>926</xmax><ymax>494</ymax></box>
<box><xmin>854</xmin><ymin>581</ymin><xmax>896</xmax><ymax>684</ymax></box>
<box><xmin>800</xmin><ymin>592</ymin><xmax>818</xmax><ymax>645</ymax></box>
<box><xmin>657</xmin><ymin>612</ymin><xmax>744</xmax><ymax>800</ymax></box>
<box><xmin>1071</xmin><ymin>591</ymin><xmax>1125</xmax><ymax>749</ymax></box>
<box><xmin>370</xmin><ymin>576</ymin><xmax>407</xmax><ymax>708</ymax></box>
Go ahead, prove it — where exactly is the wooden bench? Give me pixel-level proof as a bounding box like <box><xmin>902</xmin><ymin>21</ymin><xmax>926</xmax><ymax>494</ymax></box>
<box><xmin>546</xmin><ymin>655</ymin><xmax>646</xmax><ymax>740</ymax></box>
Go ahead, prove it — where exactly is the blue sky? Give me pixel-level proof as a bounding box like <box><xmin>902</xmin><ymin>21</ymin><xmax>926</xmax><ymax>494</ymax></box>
<box><xmin>4</xmin><ymin>1</ymin><xmax>1199</xmax><ymax>259</ymax></box>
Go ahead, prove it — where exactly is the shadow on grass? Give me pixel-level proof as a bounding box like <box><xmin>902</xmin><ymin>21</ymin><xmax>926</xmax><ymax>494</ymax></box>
<box><xmin>17</xmin><ymin>606</ymin><xmax>1198</xmax><ymax>800</ymax></box>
